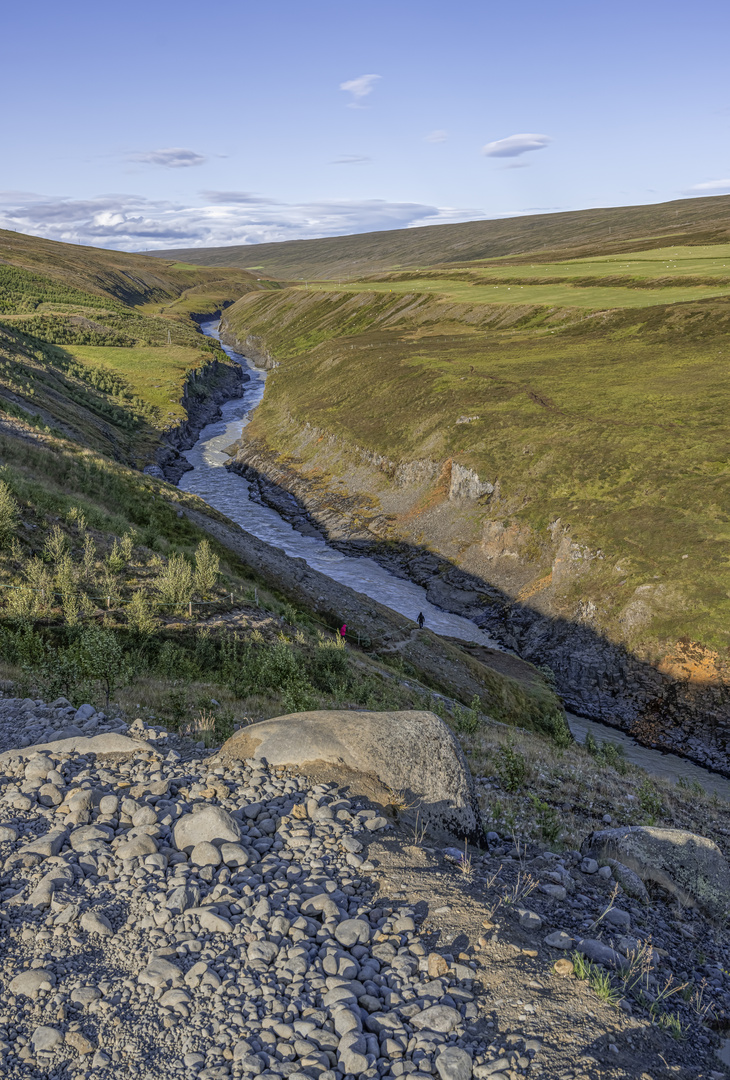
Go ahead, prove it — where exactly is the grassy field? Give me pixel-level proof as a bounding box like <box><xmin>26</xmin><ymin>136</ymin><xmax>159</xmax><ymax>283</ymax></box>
<box><xmin>300</xmin><ymin>243</ymin><xmax>730</xmax><ymax>311</ymax></box>
<box><xmin>304</xmin><ymin>277</ymin><xmax>730</xmax><ymax>310</ymax></box>
<box><xmin>65</xmin><ymin>344</ymin><xmax>213</xmax><ymax>425</ymax></box>
<box><xmin>0</xmin><ymin>229</ymin><xmax>271</xmax><ymax>466</ymax></box>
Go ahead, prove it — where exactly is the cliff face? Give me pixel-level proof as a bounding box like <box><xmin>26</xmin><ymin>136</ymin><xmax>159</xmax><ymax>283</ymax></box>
<box><xmin>228</xmin><ymin>418</ymin><xmax>730</xmax><ymax>775</ymax></box>
<box><xmin>150</xmin><ymin>358</ymin><xmax>248</xmax><ymax>483</ymax></box>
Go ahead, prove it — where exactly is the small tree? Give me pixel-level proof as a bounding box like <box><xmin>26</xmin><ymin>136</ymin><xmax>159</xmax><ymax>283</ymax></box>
<box><xmin>81</xmin><ymin>534</ymin><xmax>97</xmax><ymax>585</ymax></box>
<box><xmin>25</xmin><ymin>557</ymin><xmax>53</xmax><ymax>616</ymax></box>
<box><xmin>0</xmin><ymin>481</ymin><xmax>19</xmax><ymax>548</ymax></box>
<box><xmin>43</xmin><ymin>524</ymin><xmax>67</xmax><ymax>564</ymax></box>
<box><xmin>126</xmin><ymin>590</ymin><xmax>158</xmax><ymax>636</ymax></box>
<box><xmin>156</xmin><ymin>553</ymin><xmax>194</xmax><ymax>608</ymax></box>
<box><xmin>74</xmin><ymin>626</ymin><xmax>130</xmax><ymax>707</ymax></box>
<box><xmin>194</xmin><ymin>539</ymin><xmax>220</xmax><ymax>597</ymax></box>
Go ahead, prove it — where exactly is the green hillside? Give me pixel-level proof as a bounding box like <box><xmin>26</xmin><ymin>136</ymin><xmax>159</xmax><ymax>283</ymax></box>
<box><xmin>148</xmin><ymin>193</ymin><xmax>730</xmax><ymax>280</ymax></box>
<box><xmin>0</xmin><ymin>230</ymin><xmax>271</xmax><ymax>463</ymax></box>
<box><xmin>220</xmin><ymin>231</ymin><xmax>730</xmax><ymax>686</ymax></box>
<box><xmin>0</xmin><ymin>229</ymin><xmax>562</xmax><ymax>743</ymax></box>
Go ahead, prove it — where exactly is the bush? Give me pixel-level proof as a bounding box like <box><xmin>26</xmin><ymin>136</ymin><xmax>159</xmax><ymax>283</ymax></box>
<box><xmin>194</xmin><ymin>540</ymin><xmax>219</xmax><ymax>597</ymax></box>
<box><xmin>0</xmin><ymin>480</ymin><xmax>19</xmax><ymax>547</ymax></box>
<box><xmin>156</xmin><ymin>640</ymin><xmax>199</xmax><ymax>680</ymax></box>
<box><xmin>495</xmin><ymin>744</ymin><xmax>528</xmax><ymax>792</ymax></box>
<box><xmin>452</xmin><ymin>695</ymin><xmax>482</xmax><ymax>734</ymax></box>
<box><xmin>309</xmin><ymin>639</ymin><xmax>350</xmax><ymax>694</ymax></box>
<box><xmin>156</xmin><ymin>553</ymin><xmax>194</xmax><ymax>608</ymax></box>
<box><xmin>126</xmin><ymin>591</ymin><xmax>158</xmax><ymax>636</ymax></box>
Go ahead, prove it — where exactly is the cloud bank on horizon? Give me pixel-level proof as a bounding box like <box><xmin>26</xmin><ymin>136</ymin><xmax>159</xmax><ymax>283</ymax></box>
<box><xmin>0</xmin><ymin>190</ymin><xmax>489</xmax><ymax>251</ymax></box>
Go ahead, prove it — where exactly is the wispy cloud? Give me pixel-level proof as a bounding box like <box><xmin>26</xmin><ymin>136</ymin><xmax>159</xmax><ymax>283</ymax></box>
<box><xmin>128</xmin><ymin>147</ymin><xmax>207</xmax><ymax>168</ymax></box>
<box><xmin>340</xmin><ymin>73</ymin><xmax>381</xmax><ymax>108</ymax></box>
<box><xmin>0</xmin><ymin>190</ymin><xmax>492</xmax><ymax>251</ymax></box>
<box><xmin>424</xmin><ymin>130</ymin><xmax>448</xmax><ymax>144</ymax></box>
<box><xmin>482</xmin><ymin>133</ymin><xmax>551</xmax><ymax>158</ymax></box>
<box><xmin>683</xmin><ymin>178</ymin><xmax>730</xmax><ymax>194</ymax></box>
<box><xmin>199</xmin><ymin>190</ymin><xmax>268</xmax><ymax>205</ymax></box>
<box><xmin>331</xmin><ymin>155</ymin><xmax>371</xmax><ymax>165</ymax></box>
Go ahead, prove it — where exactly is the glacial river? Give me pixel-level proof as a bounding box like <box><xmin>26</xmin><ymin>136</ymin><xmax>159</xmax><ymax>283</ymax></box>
<box><xmin>181</xmin><ymin>319</ymin><xmax>730</xmax><ymax>802</ymax></box>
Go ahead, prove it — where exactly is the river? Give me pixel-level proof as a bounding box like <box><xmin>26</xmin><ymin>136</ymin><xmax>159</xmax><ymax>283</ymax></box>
<box><xmin>180</xmin><ymin>318</ymin><xmax>730</xmax><ymax>802</ymax></box>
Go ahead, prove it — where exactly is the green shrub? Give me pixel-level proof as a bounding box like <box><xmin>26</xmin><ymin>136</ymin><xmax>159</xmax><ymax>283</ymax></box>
<box><xmin>494</xmin><ymin>744</ymin><xmax>528</xmax><ymax>792</ymax></box>
<box><xmin>528</xmin><ymin>792</ymin><xmax>561</xmax><ymax>844</ymax></box>
<box><xmin>0</xmin><ymin>480</ymin><xmax>19</xmax><ymax>548</ymax></box>
<box><xmin>452</xmin><ymin>695</ymin><xmax>482</xmax><ymax>734</ymax></box>
<box><xmin>156</xmin><ymin>640</ymin><xmax>199</xmax><ymax>680</ymax></box>
<box><xmin>194</xmin><ymin>540</ymin><xmax>220</xmax><ymax>597</ymax></box>
<box><xmin>156</xmin><ymin>553</ymin><xmax>194</xmax><ymax>608</ymax></box>
<box><xmin>638</xmin><ymin>778</ymin><xmax>663</xmax><ymax>823</ymax></box>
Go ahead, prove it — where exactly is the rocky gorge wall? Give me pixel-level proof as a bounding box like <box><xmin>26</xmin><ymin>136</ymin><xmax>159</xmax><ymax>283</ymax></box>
<box><xmin>145</xmin><ymin>356</ymin><xmax>248</xmax><ymax>484</ymax></box>
<box><xmin>226</xmin><ymin>417</ymin><xmax>730</xmax><ymax>775</ymax></box>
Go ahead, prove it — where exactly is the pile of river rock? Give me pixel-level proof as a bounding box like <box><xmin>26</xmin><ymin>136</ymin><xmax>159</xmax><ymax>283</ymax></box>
<box><xmin>0</xmin><ymin>697</ymin><xmax>494</xmax><ymax>1080</ymax></box>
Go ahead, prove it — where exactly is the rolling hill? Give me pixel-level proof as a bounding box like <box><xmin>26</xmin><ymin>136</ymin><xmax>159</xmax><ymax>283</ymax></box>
<box><xmin>147</xmin><ymin>193</ymin><xmax>730</xmax><ymax>280</ymax></box>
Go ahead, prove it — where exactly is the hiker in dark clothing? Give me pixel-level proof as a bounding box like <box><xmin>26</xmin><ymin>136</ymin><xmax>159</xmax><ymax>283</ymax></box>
<box><xmin>417</xmin><ymin>612</ymin><xmax>425</xmax><ymax>629</ymax></box>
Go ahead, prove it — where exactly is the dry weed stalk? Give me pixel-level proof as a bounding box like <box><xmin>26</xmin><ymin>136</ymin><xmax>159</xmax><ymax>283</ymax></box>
<box><xmin>589</xmin><ymin>882</ymin><xmax>620</xmax><ymax>932</ymax></box>
<box><xmin>503</xmin><ymin>871</ymin><xmax>539</xmax><ymax>907</ymax></box>
<box><xmin>458</xmin><ymin>840</ymin><xmax>474</xmax><ymax>882</ymax></box>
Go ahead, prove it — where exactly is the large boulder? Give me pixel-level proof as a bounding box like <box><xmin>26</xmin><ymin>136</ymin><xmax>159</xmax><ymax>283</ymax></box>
<box><xmin>173</xmin><ymin>805</ymin><xmax>242</xmax><ymax>854</ymax></box>
<box><xmin>219</xmin><ymin>710</ymin><xmax>479</xmax><ymax>839</ymax></box>
<box><xmin>581</xmin><ymin>826</ymin><xmax>730</xmax><ymax>921</ymax></box>
<box><xmin>0</xmin><ymin>733</ymin><xmax>152</xmax><ymax>762</ymax></box>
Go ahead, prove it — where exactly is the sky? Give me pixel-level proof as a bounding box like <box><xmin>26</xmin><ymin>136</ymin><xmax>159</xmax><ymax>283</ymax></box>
<box><xmin>1</xmin><ymin>0</ymin><xmax>729</xmax><ymax>252</ymax></box>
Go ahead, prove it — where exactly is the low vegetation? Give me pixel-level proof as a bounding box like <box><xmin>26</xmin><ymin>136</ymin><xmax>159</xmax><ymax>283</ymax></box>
<box><xmin>220</xmin><ymin>243</ymin><xmax>730</xmax><ymax>659</ymax></box>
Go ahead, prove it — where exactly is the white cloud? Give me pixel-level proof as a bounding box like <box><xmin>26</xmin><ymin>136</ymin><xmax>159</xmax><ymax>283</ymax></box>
<box><xmin>0</xmin><ymin>190</ymin><xmax>491</xmax><ymax>251</ymax></box>
<box><xmin>331</xmin><ymin>155</ymin><xmax>371</xmax><ymax>165</ymax></box>
<box><xmin>128</xmin><ymin>147</ymin><xmax>207</xmax><ymax>168</ymax></box>
<box><xmin>424</xmin><ymin>130</ymin><xmax>448</xmax><ymax>144</ymax></box>
<box><xmin>684</xmin><ymin>178</ymin><xmax>730</xmax><ymax>194</ymax></box>
<box><xmin>340</xmin><ymin>74</ymin><xmax>381</xmax><ymax>107</ymax></box>
<box><xmin>482</xmin><ymin>133</ymin><xmax>551</xmax><ymax>158</ymax></box>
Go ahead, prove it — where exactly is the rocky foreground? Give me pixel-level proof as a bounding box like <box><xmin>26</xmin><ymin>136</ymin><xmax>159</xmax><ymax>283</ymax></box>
<box><xmin>0</xmin><ymin>698</ymin><xmax>728</xmax><ymax>1080</ymax></box>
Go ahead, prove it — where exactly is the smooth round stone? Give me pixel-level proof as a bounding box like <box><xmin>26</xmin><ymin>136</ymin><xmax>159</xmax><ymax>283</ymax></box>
<box><xmin>190</xmin><ymin>841</ymin><xmax>222</xmax><ymax>868</ymax></box>
<box><xmin>334</xmin><ymin>918</ymin><xmax>371</xmax><ymax>947</ymax></box>
<box><xmin>132</xmin><ymin>806</ymin><xmax>158</xmax><ymax>827</ymax></box>
<box><xmin>99</xmin><ymin>795</ymin><xmax>119</xmax><ymax>815</ymax></box>
<box><xmin>31</xmin><ymin>1025</ymin><xmax>64</xmax><ymax>1052</ymax></box>
<box><xmin>221</xmin><ymin>843</ymin><xmax>249</xmax><ymax>868</ymax></box>
<box><xmin>436</xmin><ymin>1046</ymin><xmax>473</xmax><ymax>1080</ymax></box>
<box><xmin>116</xmin><ymin>834</ymin><xmax>158</xmax><ymax>860</ymax></box>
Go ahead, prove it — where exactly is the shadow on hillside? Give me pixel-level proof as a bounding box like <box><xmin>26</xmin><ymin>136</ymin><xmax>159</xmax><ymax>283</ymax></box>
<box><xmin>237</xmin><ymin>464</ymin><xmax>730</xmax><ymax>776</ymax></box>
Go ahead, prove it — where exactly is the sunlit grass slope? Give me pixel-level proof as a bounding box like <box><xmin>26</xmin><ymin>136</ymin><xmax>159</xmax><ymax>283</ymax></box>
<box><xmin>225</xmin><ymin>262</ymin><xmax>730</xmax><ymax>654</ymax></box>
<box><xmin>304</xmin><ymin>243</ymin><xmax>730</xmax><ymax>311</ymax></box>
<box><xmin>0</xmin><ymin>229</ymin><xmax>273</xmax><ymax>463</ymax></box>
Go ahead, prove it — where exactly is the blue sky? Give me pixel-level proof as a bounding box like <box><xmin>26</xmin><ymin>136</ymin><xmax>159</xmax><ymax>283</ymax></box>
<box><xmin>2</xmin><ymin>0</ymin><xmax>729</xmax><ymax>251</ymax></box>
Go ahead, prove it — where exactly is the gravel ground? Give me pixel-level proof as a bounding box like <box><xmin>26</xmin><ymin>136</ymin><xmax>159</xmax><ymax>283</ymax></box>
<box><xmin>0</xmin><ymin>697</ymin><xmax>727</xmax><ymax>1080</ymax></box>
